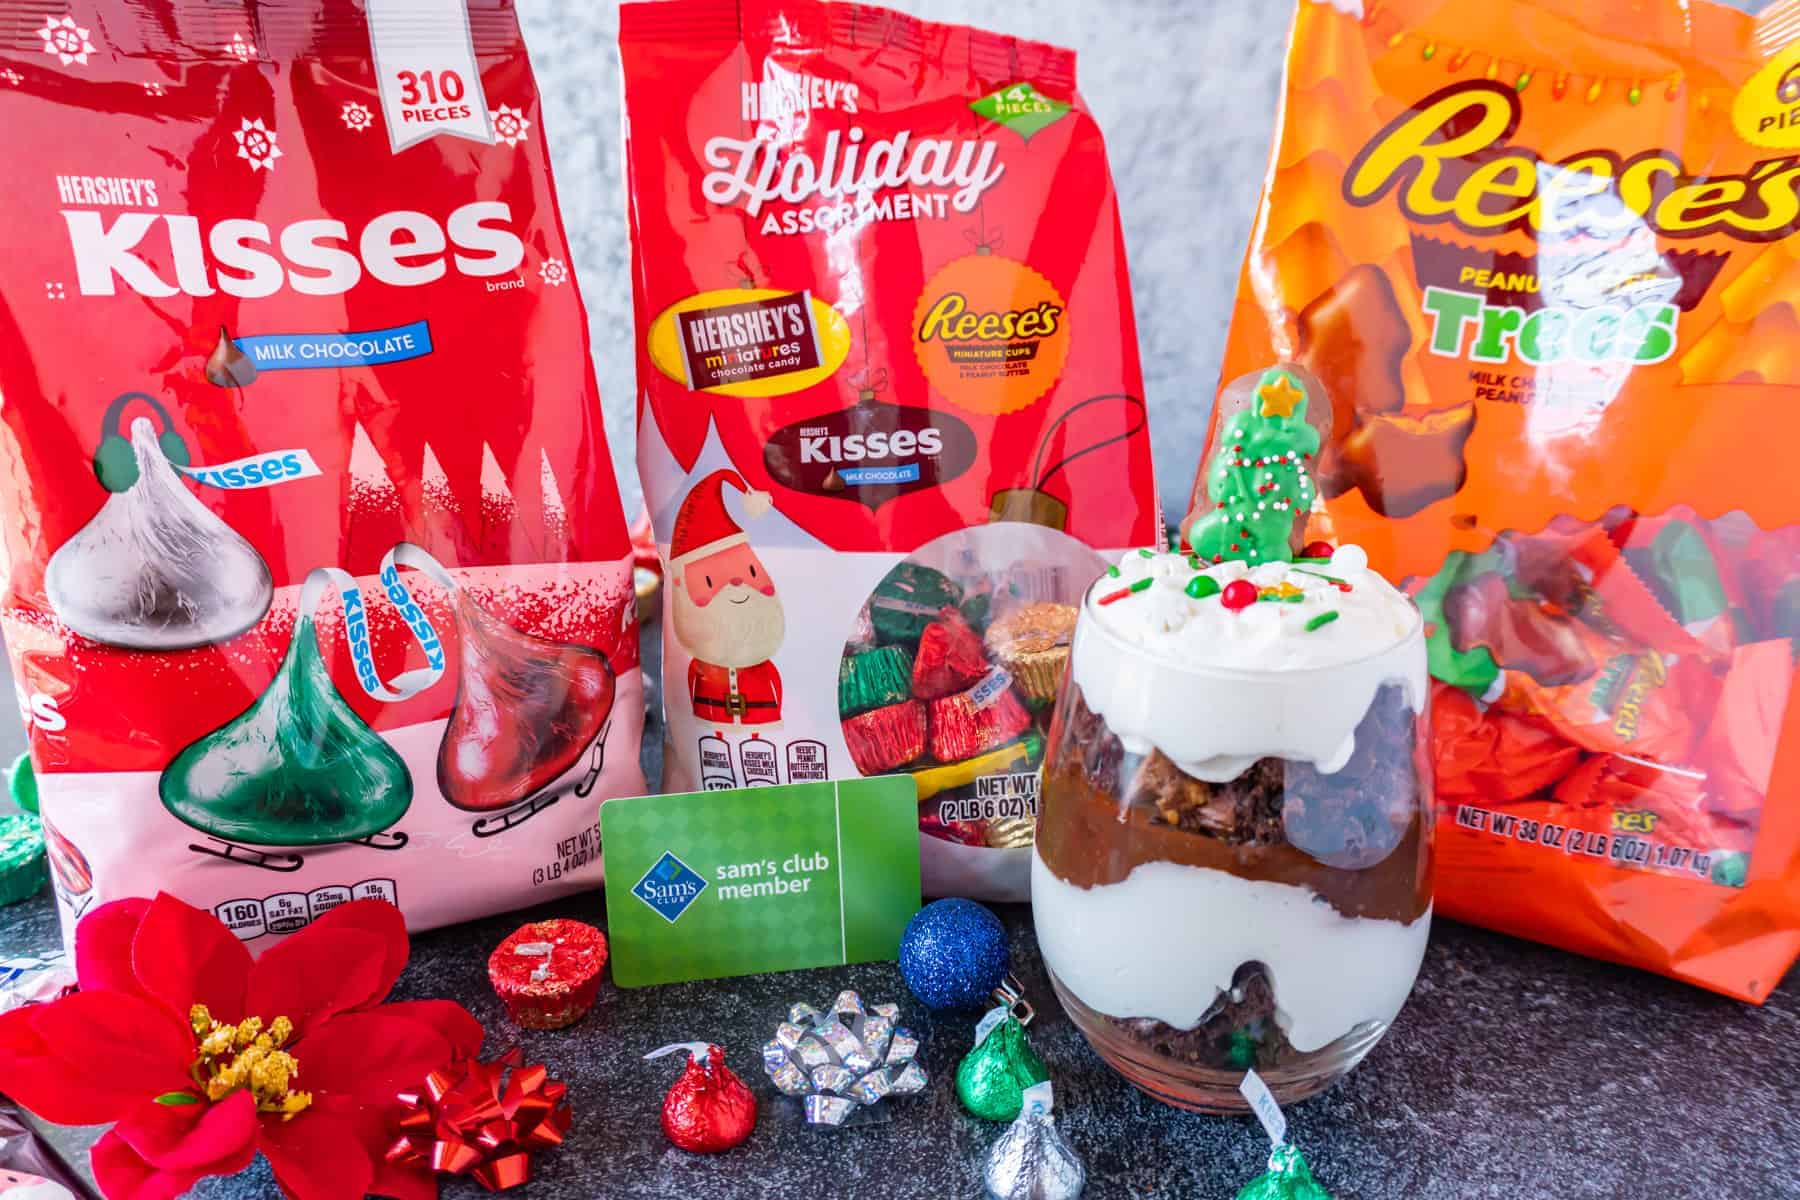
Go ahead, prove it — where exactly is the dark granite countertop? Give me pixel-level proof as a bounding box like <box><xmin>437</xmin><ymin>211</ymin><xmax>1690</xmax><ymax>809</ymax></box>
<box><xmin>4</xmin><ymin>629</ymin><xmax>1798</xmax><ymax>1199</ymax></box>
<box><xmin>6</xmin><ymin>887</ymin><xmax>1800</xmax><ymax>1199</ymax></box>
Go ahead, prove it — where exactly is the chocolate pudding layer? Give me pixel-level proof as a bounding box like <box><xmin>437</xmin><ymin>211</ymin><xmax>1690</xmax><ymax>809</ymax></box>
<box><xmin>1105</xmin><ymin>961</ymin><xmax>1299</xmax><ymax>1070</ymax></box>
<box><xmin>1037</xmin><ymin>682</ymin><xmax>1431</xmax><ymax>925</ymax></box>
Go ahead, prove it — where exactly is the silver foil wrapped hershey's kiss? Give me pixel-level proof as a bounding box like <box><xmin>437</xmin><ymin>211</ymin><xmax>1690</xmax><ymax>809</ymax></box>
<box><xmin>762</xmin><ymin>990</ymin><xmax>927</xmax><ymax>1126</ymax></box>
<box><xmin>984</xmin><ymin>1081</ymin><xmax>1085</xmax><ymax>1200</ymax></box>
<box><xmin>46</xmin><ymin>417</ymin><xmax>272</xmax><ymax>649</ymax></box>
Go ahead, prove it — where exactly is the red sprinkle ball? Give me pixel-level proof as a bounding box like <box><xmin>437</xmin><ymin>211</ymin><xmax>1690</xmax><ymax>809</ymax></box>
<box><xmin>1220</xmin><ymin>580</ymin><xmax>1259</xmax><ymax>612</ymax></box>
<box><xmin>1301</xmin><ymin>540</ymin><xmax>1335</xmax><ymax>559</ymax></box>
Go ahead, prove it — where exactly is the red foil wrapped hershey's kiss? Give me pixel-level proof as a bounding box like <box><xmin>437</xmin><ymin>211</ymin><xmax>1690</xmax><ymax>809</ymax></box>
<box><xmin>488</xmin><ymin>919</ymin><xmax>607</xmax><ymax>1030</ymax></box>
<box><xmin>647</xmin><ymin>1042</ymin><xmax>757</xmax><ymax>1153</ymax></box>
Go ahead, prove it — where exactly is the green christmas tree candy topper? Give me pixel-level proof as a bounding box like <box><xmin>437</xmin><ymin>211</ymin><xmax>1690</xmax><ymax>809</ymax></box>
<box><xmin>1188</xmin><ymin>368</ymin><xmax>1322</xmax><ymax>567</ymax></box>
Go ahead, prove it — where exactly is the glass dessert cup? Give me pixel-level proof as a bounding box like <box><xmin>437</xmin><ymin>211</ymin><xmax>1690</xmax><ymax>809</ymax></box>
<box><xmin>1032</xmin><ymin>580</ymin><xmax>1432</xmax><ymax>1113</ymax></box>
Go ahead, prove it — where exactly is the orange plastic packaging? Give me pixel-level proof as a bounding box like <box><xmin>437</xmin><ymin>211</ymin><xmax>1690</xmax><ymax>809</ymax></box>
<box><xmin>1200</xmin><ymin>0</ymin><xmax>1800</xmax><ymax>1000</ymax></box>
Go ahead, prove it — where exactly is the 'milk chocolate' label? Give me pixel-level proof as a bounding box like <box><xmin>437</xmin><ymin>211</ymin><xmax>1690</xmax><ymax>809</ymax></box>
<box><xmin>677</xmin><ymin>289</ymin><xmax>822</xmax><ymax>391</ymax></box>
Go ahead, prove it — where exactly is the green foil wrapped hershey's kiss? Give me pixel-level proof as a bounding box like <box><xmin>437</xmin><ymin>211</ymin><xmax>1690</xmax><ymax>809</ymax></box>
<box><xmin>870</xmin><ymin>563</ymin><xmax>963</xmax><ymax>644</ymax></box>
<box><xmin>839</xmin><ymin>644</ymin><xmax>914</xmax><ymax>717</ymax></box>
<box><xmin>956</xmin><ymin>1009</ymin><xmax>1049</xmax><ymax>1122</ymax></box>
<box><xmin>1236</xmin><ymin>1145</ymin><xmax>1335</xmax><ymax>1200</ymax></box>
<box><xmin>0</xmin><ymin>810</ymin><xmax>47</xmax><ymax>907</ymax></box>
<box><xmin>160</xmin><ymin>616</ymin><xmax>412</xmax><ymax>846</ymax></box>
<box><xmin>9</xmin><ymin>753</ymin><xmax>38</xmax><ymax>814</ymax></box>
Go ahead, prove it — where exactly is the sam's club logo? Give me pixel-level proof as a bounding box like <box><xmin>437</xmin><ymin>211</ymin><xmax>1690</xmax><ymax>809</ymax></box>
<box><xmin>632</xmin><ymin>851</ymin><xmax>708</xmax><ymax>924</ymax></box>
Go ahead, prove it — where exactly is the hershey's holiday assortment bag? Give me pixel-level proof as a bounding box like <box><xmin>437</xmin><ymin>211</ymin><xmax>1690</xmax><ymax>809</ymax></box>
<box><xmin>621</xmin><ymin>0</ymin><xmax>1159</xmax><ymax>899</ymax></box>
<box><xmin>1204</xmin><ymin>0</ymin><xmax>1800</xmax><ymax>1000</ymax></box>
<box><xmin>0</xmin><ymin>0</ymin><xmax>642</xmax><ymax>949</ymax></box>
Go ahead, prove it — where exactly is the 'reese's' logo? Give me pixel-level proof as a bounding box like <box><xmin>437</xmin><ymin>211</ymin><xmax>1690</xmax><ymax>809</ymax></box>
<box><xmin>912</xmin><ymin>251</ymin><xmax>1069</xmax><ymax>415</ymax></box>
<box><xmin>1345</xmin><ymin>79</ymin><xmax>1800</xmax><ymax>242</ymax></box>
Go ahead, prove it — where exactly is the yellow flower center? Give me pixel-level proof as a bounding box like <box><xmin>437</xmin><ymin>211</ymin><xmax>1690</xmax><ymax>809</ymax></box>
<box><xmin>188</xmin><ymin>1005</ymin><xmax>313</xmax><ymax>1119</ymax></box>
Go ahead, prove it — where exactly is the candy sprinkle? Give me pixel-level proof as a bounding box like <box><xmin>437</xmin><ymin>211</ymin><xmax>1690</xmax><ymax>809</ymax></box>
<box><xmin>1137</xmin><ymin>548</ymin><xmax>1155</xmax><ymax>558</ymax></box>
<box><xmin>1106</xmin><ymin>565</ymin><xmax>1120</xmax><ymax>578</ymax></box>
<box><xmin>1220</xmin><ymin>579</ymin><xmax>1259</xmax><ymax>612</ymax></box>
<box><xmin>1304</xmin><ymin>610</ymin><xmax>1340</xmax><ymax>632</ymax></box>
<box><xmin>1098</xmin><ymin>577</ymin><xmax>1154</xmax><ymax>606</ymax></box>
<box><xmin>1185</xmin><ymin>574</ymin><xmax>1220</xmax><ymax>600</ymax></box>
<box><xmin>1295</xmin><ymin>568</ymin><xmax>1353</xmax><ymax>594</ymax></box>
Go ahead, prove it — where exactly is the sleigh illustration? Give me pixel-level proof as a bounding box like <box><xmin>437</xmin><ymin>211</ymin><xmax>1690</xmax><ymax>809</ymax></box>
<box><xmin>436</xmin><ymin>590</ymin><xmax>618</xmax><ymax>838</ymax></box>
<box><xmin>161</xmin><ymin>615</ymin><xmax>413</xmax><ymax>873</ymax></box>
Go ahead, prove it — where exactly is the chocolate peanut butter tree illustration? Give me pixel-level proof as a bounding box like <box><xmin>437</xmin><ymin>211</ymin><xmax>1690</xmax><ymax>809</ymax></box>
<box><xmin>670</xmin><ymin>469</ymin><xmax>786</xmax><ymax>726</ymax></box>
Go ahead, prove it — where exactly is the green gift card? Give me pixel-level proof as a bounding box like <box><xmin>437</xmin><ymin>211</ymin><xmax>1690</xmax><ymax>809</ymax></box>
<box><xmin>601</xmin><ymin>777</ymin><xmax>921</xmax><ymax>987</ymax></box>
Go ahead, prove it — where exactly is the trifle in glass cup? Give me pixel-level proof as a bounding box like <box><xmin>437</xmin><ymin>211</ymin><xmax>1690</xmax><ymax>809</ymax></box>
<box><xmin>1032</xmin><ymin>544</ymin><xmax>1431</xmax><ymax>1112</ymax></box>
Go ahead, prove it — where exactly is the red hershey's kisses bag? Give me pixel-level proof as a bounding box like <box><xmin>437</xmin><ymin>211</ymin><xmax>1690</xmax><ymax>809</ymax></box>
<box><xmin>621</xmin><ymin>0</ymin><xmax>1159</xmax><ymax>900</ymax></box>
<box><xmin>0</xmin><ymin>0</ymin><xmax>642</xmax><ymax>950</ymax></box>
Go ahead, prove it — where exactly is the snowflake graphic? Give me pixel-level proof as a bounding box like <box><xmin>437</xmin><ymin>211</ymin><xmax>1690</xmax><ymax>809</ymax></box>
<box><xmin>493</xmin><ymin>104</ymin><xmax>532</xmax><ymax>148</ymax></box>
<box><xmin>227</xmin><ymin>33</ymin><xmax>255</xmax><ymax>62</ymax></box>
<box><xmin>340</xmin><ymin>101</ymin><xmax>373</xmax><ymax>132</ymax></box>
<box><xmin>44</xmin><ymin>282</ymin><xmax>65</xmax><ymax>300</ymax></box>
<box><xmin>538</xmin><ymin>258</ymin><xmax>568</xmax><ymax>287</ymax></box>
<box><xmin>37</xmin><ymin>15</ymin><xmax>96</xmax><ymax>67</ymax></box>
<box><xmin>142</xmin><ymin>81</ymin><xmax>165</xmax><ymax>97</ymax></box>
<box><xmin>233</xmin><ymin>118</ymin><xmax>284</xmax><ymax>172</ymax></box>
<box><xmin>0</xmin><ymin>70</ymin><xmax>20</xmax><ymax>87</ymax></box>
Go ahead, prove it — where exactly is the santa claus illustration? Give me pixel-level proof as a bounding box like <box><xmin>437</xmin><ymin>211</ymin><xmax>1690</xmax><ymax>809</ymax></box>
<box><xmin>669</xmin><ymin>468</ymin><xmax>785</xmax><ymax>727</ymax></box>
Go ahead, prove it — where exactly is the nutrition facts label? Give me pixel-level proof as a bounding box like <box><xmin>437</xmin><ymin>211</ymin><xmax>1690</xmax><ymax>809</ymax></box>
<box><xmin>215</xmin><ymin>878</ymin><xmax>399</xmax><ymax>940</ymax></box>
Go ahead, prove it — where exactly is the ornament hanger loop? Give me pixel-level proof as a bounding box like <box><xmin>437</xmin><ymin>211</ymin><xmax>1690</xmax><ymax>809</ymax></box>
<box><xmin>1032</xmin><ymin>393</ymin><xmax>1147</xmax><ymax>491</ymax></box>
<box><xmin>644</xmin><ymin>1041</ymin><xmax>714</xmax><ymax>1063</ymax></box>
<box><xmin>991</xmin><ymin>973</ymin><xmax>1034</xmax><ymax>1026</ymax></box>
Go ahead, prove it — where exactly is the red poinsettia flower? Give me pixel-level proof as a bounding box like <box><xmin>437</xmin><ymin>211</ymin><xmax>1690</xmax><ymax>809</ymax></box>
<box><xmin>0</xmin><ymin>893</ymin><xmax>481</xmax><ymax>1200</ymax></box>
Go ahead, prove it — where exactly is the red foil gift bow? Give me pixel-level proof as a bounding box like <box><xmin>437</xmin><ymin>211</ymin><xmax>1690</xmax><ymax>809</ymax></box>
<box><xmin>386</xmin><ymin>1048</ymin><xmax>572</xmax><ymax>1191</ymax></box>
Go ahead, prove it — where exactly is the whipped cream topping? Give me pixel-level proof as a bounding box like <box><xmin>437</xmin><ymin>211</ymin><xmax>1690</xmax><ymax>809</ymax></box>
<box><xmin>1070</xmin><ymin>545</ymin><xmax>1425</xmax><ymax>779</ymax></box>
<box><xmin>1033</xmin><ymin>851</ymin><xmax>1431</xmax><ymax>1053</ymax></box>
<box><xmin>1087</xmin><ymin>545</ymin><xmax>1416</xmax><ymax>671</ymax></box>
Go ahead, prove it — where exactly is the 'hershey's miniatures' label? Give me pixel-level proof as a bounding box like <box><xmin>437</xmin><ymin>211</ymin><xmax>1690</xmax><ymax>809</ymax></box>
<box><xmin>677</xmin><ymin>290</ymin><xmax>822</xmax><ymax>390</ymax></box>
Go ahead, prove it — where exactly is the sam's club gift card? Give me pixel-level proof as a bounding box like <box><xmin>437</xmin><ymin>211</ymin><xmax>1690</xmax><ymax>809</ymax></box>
<box><xmin>601</xmin><ymin>777</ymin><xmax>921</xmax><ymax>987</ymax></box>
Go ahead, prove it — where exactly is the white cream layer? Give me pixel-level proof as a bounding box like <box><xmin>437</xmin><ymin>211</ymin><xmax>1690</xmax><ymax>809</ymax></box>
<box><xmin>1032</xmin><ymin>850</ymin><xmax>1430</xmax><ymax>1054</ymax></box>
<box><xmin>1072</xmin><ymin>546</ymin><xmax>1425</xmax><ymax>780</ymax></box>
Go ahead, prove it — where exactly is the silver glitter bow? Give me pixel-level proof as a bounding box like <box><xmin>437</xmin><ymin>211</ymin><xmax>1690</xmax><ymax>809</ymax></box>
<box><xmin>762</xmin><ymin>989</ymin><xmax>928</xmax><ymax>1126</ymax></box>
<box><xmin>984</xmin><ymin>1082</ymin><xmax>1085</xmax><ymax>1200</ymax></box>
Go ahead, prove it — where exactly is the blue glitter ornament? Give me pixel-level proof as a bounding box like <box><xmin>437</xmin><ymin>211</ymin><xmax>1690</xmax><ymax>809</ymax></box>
<box><xmin>899</xmin><ymin>898</ymin><xmax>1009</xmax><ymax>1011</ymax></box>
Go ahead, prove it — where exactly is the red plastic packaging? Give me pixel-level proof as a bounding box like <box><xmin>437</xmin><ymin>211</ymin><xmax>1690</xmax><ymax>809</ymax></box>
<box><xmin>1207</xmin><ymin>0</ymin><xmax>1800</xmax><ymax>1001</ymax></box>
<box><xmin>0</xmin><ymin>0</ymin><xmax>642</xmax><ymax>951</ymax></box>
<box><xmin>620</xmin><ymin>0</ymin><xmax>1158</xmax><ymax>899</ymax></box>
